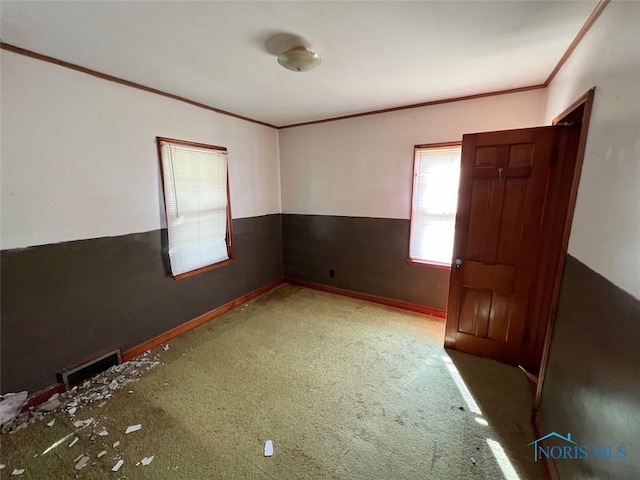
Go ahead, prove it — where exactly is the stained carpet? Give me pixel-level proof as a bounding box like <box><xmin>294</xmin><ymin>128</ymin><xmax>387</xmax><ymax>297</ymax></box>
<box><xmin>0</xmin><ymin>284</ymin><xmax>546</xmax><ymax>479</ymax></box>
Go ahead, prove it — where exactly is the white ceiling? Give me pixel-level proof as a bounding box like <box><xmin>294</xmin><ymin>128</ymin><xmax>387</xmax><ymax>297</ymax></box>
<box><xmin>1</xmin><ymin>1</ymin><xmax>598</xmax><ymax>127</ymax></box>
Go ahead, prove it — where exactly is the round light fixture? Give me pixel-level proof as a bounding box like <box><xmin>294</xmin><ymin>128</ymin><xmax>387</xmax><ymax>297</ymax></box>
<box><xmin>277</xmin><ymin>46</ymin><xmax>321</xmax><ymax>72</ymax></box>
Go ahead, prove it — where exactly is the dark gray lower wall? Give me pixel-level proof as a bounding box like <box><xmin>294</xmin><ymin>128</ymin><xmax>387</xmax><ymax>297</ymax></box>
<box><xmin>1</xmin><ymin>214</ymin><xmax>282</xmax><ymax>394</ymax></box>
<box><xmin>282</xmin><ymin>214</ymin><xmax>449</xmax><ymax>310</ymax></box>
<box><xmin>540</xmin><ymin>255</ymin><xmax>640</xmax><ymax>479</ymax></box>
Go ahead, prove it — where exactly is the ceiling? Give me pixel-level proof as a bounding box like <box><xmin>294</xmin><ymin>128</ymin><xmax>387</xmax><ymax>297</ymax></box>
<box><xmin>1</xmin><ymin>1</ymin><xmax>599</xmax><ymax>127</ymax></box>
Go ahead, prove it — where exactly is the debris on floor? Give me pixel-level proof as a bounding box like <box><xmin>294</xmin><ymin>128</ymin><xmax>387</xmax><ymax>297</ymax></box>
<box><xmin>113</xmin><ymin>441</ymin><xmax>120</xmax><ymax>448</ymax></box>
<box><xmin>0</xmin><ymin>391</ymin><xmax>28</xmax><ymax>426</ymax></box>
<box><xmin>74</xmin><ymin>455</ymin><xmax>90</xmax><ymax>470</ymax></box>
<box><xmin>97</xmin><ymin>450</ymin><xmax>107</xmax><ymax>458</ymax></box>
<box><xmin>140</xmin><ymin>455</ymin><xmax>154</xmax><ymax>466</ymax></box>
<box><xmin>264</xmin><ymin>440</ymin><xmax>274</xmax><ymax>457</ymax></box>
<box><xmin>40</xmin><ymin>393</ymin><xmax>61</xmax><ymax>412</ymax></box>
<box><xmin>0</xmin><ymin>464</ymin><xmax>5</xmax><ymax>469</ymax></box>
<box><xmin>1</xmin><ymin>351</ymin><xmax>161</xmax><ymax>434</ymax></box>
<box><xmin>125</xmin><ymin>424</ymin><xmax>142</xmax><ymax>434</ymax></box>
<box><xmin>73</xmin><ymin>418</ymin><xmax>94</xmax><ymax>429</ymax></box>
<box><xmin>470</xmin><ymin>456</ymin><xmax>477</xmax><ymax>466</ymax></box>
<box><xmin>46</xmin><ymin>419</ymin><xmax>55</xmax><ymax>427</ymax></box>
<box><xmin>68</xmin><ymin>437</ymin><xmax>79</xmax><ymax>448</ymax></box>
<box><xmin>11</xmin><ymin>468</ymin><xmax>25</xmax><ymax>476</ymax></box>
<box><xmin>112</xmin><ymin>459</ymin><xmax>124</xmax><ymax>472</ymax></box>
<box><xmin>97</xmin><ymin>427</ymin><xmax>109</xmax><ymax>436</ymax></box>
<box><xmin>162</xmin><ymin>344</ymin><xmax>170</xmax><ymax>351</ymax></box>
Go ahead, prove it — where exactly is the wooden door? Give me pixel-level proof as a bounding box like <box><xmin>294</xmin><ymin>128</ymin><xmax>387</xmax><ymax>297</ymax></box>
<box><xmin>445</xmin><ymin>126</ymin><xmax>571</xmax><ymax>365</ymax></box>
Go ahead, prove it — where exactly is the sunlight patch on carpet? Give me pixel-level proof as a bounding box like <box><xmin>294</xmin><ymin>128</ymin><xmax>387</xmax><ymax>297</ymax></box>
<box><xmin>441</xmin><ymin>355</ymin><xmax>482</xmax><ymax>415</ymax></box>
<box><xmin>486</xmin><ymin>438</ymin><xmax>521</xmax><ymax>480</ymax></box>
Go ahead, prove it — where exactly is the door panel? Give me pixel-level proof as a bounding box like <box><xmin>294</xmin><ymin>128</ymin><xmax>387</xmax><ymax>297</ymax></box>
<box><xmin>497</xmin><ymin>179</ymin><xmax>527</xmax><ymax>264</ymax></box>
<box><xmin>445</xmin><ymin>126</ymin><xmax>570</xmax><ymax>365</ymax></box>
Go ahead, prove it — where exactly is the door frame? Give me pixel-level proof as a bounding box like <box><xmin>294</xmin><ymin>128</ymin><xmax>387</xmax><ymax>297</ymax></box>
<box><xmin>534</xmin><ymin>87</ymin><xmax>595</xmax><ymax>410</ymax></box>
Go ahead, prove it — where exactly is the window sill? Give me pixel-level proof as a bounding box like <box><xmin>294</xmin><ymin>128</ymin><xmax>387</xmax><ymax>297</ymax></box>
<box><xmin>173</xmin><ymin>257</ymin><xmax>235</xmax><ymax>280</ymax></box>
<box><xmin>406</xmin><ymin>258</ymin><xmax>451</xmax><ymax>271</ymax></box>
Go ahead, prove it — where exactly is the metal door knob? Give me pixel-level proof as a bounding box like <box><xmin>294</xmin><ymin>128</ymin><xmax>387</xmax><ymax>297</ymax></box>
<box><xmin>454</xmin><ymin>258</ymin><xmax>463</xmax><ymax>269</ymax></box>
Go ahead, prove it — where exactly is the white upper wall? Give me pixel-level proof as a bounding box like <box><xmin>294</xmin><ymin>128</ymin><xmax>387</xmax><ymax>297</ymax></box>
<box><xmin>279</xmin><ymin>89</ymin><xmax>546</xmax><ymax>219</ymax></box>
<box><xmin>1</xmin><ymin>51</ymin><xmax>281</xmax><ymax>250</ymax></box>
<box><xmin>543</xmin><ymin>1</ymin><xmax>640</xmax><ymax>298</ymax></box>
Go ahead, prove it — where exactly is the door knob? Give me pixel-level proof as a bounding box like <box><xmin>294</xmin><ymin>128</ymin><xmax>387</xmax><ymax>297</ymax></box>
<box><xmin>454</xmin><ymin>258</ymin><xmax>463</xmax><ymax>269</ymax></box>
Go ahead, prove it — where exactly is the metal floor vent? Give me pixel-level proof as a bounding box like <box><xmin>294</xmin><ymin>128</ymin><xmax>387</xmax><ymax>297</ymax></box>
<box><xmin>57</xmin><ymin>348</ymin><xmax>122</xmax><ymax>390</ymax></box>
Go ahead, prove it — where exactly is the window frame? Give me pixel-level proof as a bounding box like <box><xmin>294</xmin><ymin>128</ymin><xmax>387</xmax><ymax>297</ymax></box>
<box><xmin>407</xmin><ymin>141</ymin><xmax>462</xmax><ymax>270</ymax></box>
<box><xmin>156</xmin><ymin>136</ymin><xmax>234</xmax><ymax>280</ymax></box>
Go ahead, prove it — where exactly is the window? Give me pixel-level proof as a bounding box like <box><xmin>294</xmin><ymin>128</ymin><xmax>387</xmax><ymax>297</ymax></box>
<box><xmin>409</xmin><ymin>143</ymin><xmax>462</xmax><ymax>267</ymax></box>
<box><xmin>157</xmin><ymin>137</ymin><xmax>233</xmax><ymax>278</ymax></box>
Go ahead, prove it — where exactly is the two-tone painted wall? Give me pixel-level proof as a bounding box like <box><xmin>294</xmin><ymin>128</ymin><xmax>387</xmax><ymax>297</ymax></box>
<box><xmin>539</xmin><ymin>2</ymin><xmax>640</xmax><ymax>479</ymax></box>
<box><xmin>1</xmin><ymin>51</ymin><xmax>283</xmax><ymax>394</ymax></box>
<box><xmin>278</xmin><ymin>90</ymin><xmax>546</xmax><ymax>310</ymax></box>
<box><xmin>0</xmin><ymin>53</ymin><xmax>547</xmax><ymax>395</ymax></box>
<box><xmin>3</xmin><ymin>13</ymin><xmax>638</xmax><ymax>480</ymax></box>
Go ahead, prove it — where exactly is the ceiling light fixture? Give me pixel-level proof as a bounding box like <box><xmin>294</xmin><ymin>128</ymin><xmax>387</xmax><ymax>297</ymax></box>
<box><xmin>277</xmin><ymin>46</ymin><xmax>321</xmax><ymax>72</ymax></box>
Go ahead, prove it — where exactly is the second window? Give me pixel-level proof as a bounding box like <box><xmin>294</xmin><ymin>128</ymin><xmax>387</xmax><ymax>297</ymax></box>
<box><xmin>409</xmin><ymin>143</ymin><xmax>462</xmax><ymax>267</ymax></box>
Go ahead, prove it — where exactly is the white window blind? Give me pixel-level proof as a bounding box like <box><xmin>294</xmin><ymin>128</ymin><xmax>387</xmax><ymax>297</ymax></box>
<box><xmin>409</xmin><ymin>145</ymin><xmax>462</xmax><ymax>265</ymax></box>
<box><xmin>159</xmin><ymin>140</ymin><xmax>230</xmax><ymax>276</ymax></box>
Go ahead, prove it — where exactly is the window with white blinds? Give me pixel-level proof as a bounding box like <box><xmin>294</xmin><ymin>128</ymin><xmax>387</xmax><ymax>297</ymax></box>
<box><xmin>409</xmin><ymin>144</ymin><xmax>462</xmax><ymax>266</ymax></box>
<box><xmin>158</xmin><ymin>138</ymin><xmax>232</xmax><ymax>277</ymax></box>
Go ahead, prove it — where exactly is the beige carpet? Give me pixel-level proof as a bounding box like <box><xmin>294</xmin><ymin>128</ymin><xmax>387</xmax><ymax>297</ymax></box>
<box><xmin>0</xmin><ymin>285</ymin><xmax>546</xmax><ymax>479</ymax></box>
